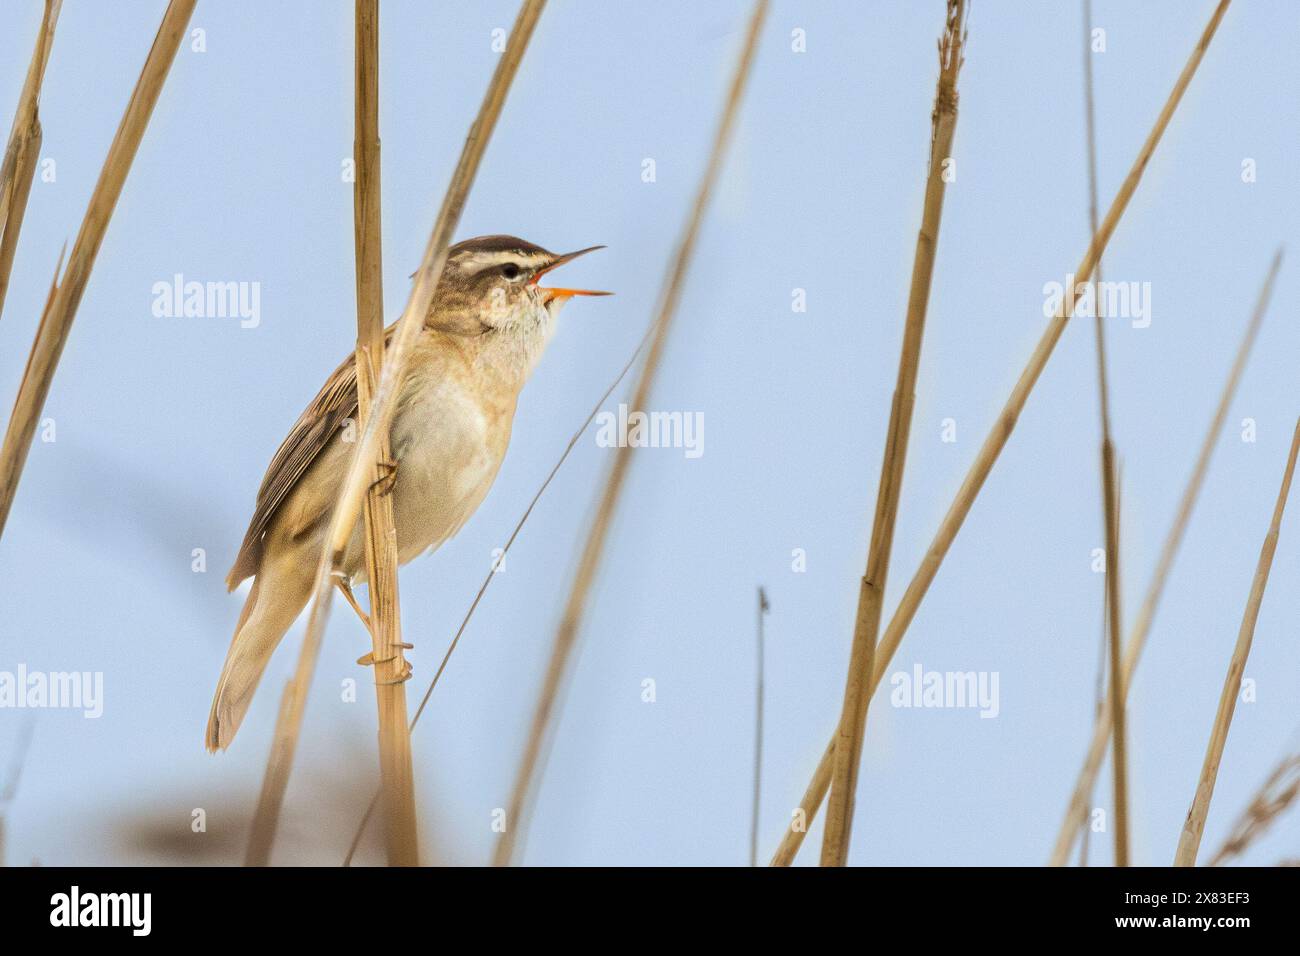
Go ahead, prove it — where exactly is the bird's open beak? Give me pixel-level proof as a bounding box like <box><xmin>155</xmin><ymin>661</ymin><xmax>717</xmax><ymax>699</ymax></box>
<box><xmin>531</xmin><ymin>245</ymin><xmax>612</xmax><ymax>302</ymax></box>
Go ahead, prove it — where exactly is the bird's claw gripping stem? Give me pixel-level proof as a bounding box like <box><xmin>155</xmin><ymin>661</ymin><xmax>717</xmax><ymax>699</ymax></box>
<box><xmin>355</xmin><ymin>642</ymin><xmax>413</xmax><ymax>667</ymax></box>
<box><xmin>376</xmin><ymin>660</ymin><xmax>414</xmax><ymax>685</ymax></box>
<box><xmin>357</xmin><ymin>651</ymin><xmax>414</xmax><ymax>685</ymax></box>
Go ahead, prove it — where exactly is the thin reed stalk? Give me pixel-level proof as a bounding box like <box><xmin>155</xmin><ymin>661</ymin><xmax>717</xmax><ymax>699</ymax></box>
<box><xmin>1081</xmin><ymin>0</ymin><xmax>1128</xmax><ymax>867</ymax></box>
<box><xmin>1078</xmin><ymin>594</ymin><xmax>1105</xmax><ymax>865</ymax></box>
<box><xmin>1209</xmin><ymin>748</ymin><xmax>1300</xmax><ymax>866</ymax></box>
<box><xmin>244</xmin><ymin>0</ymin><xmax>547</xmax><ymax>867</ymax></box>
<box><xmin>490</xmin><ymin>0</ymin><xmax>769</xmax><ymax>867</ymax></box>
<box><xmin>245</xmin><ymin>677</ymin><xmax>303</xmax><ymax>866</ymax></box>
<box><xmin>1048</xmin><ymin>247</ymin><xmax>1281</xmax><ymax>866</ymax></box>
<box><xmin>1098</xmin><ymin>357</ymin><xmax>1129</xmax><ymax>868</ymax></box>
<box><xmin>0</xmin><ymin>0</ymin><xmax>194</xmax><ymax>539</ymax></box>
<box><xmin>0</xmin><ymin>0</ymin><xmax>61</xmax><ymax>322</ymax></box>
<box><xmin>1173</xmin><ymin>417</ymin><xmax>1300</xmax><ymax>865</ymax></box>
<box><xmin>751</xmin><ymin>586</ymin><xmax>769</xmax><ymax>866</ymax></box>
<box><xmin>0</xmin><ymin>717</ymin><xmax>35</xmax><ymax>868</ymax></box>
<box><xmin>1080</xmin><ymin>467</ymin><xmax>1125</xmax><ymax>866</ymax></box>
<box><xmin>774</xmin><ymin>0</ymin><xmax>1233</xmax><ymax>865</ymax></box>
<box><xmin>351</xmin><ymin>0</ymin><xmax>419</xmax><ymax>867</ymax></box>
<box><xmin>820</xmin><ymin>0</ymin><xmax>967</xmax><ymax>868</ymax></box>
<box><xmin>342</xmin><ymin>330</ymin><xmax>651</xmax><ymax>865</ymax></box>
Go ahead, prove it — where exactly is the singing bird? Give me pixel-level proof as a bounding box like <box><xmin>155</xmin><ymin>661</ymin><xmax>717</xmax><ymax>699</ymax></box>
<box><xmin>206</xmin><ymin>235</ymin><xmax>609</xmax><ymax>751</ymax></box>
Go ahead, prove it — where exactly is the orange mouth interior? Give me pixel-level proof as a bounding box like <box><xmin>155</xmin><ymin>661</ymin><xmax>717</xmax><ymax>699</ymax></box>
<box><xmin>529</xmin><ymin>246</ymin><xmax>611</xmax><ymax>301</ymax></box>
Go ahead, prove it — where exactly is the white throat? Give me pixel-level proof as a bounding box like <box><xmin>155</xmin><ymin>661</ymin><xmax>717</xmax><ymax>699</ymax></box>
<box><xmin>480</xmin><ymin>295</ymin><xmax>559</xmax><ymax>386</ymax></box>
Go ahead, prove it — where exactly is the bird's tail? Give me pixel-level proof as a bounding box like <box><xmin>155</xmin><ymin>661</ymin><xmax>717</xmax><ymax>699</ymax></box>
<box><xmin>205</xmin><ymin>552</ymin><xmax>315</xmax><ymax>752</ymax></box>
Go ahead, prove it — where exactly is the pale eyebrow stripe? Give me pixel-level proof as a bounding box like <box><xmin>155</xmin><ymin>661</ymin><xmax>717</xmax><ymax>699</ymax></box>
<box><xmin>460</xmin><ymin>250</ymin><xmax>549</xmax><ymax>275</ymax></box>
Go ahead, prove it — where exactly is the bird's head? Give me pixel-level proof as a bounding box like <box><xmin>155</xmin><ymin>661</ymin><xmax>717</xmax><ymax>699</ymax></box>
<box><xmin>428</xmin><ymin>235</ymin><xmax>610</xmax><ymax>336</ymax></box>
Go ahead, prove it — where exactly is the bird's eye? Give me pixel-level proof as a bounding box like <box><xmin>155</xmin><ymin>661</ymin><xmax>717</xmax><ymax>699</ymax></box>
<box><xmin>501</xmin><ymin>263</ymin><xmax>521</xmax><ymax>280</ymax></box>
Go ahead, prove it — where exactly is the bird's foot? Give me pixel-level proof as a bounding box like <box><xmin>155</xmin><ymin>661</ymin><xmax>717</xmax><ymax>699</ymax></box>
<box><xmin>356</xmin><ymin>642</ymin><xmax>413</xmax><ymax>667</ymax></box>
<box><xmin>357</xmin><ymin>647</ymin><xmax>414</xmax><ymax>685</ymax></box>
<box><xmin>376</xmin><ymin>659</ymin><xmax>414</xmax><ymax>685</ymax></box>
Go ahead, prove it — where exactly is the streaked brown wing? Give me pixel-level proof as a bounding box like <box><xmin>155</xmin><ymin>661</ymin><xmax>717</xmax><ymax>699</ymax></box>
<box><xmin>224</xmin><ymin>351</ymin><xmax>359</xmax><ymax>590</ymax></box>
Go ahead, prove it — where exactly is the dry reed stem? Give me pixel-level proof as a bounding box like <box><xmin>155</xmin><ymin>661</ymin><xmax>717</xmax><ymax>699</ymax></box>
<box><xmin>0</xmin><ymin>0</ymin><xmax>61</xmax><ymax>322</ymax></box>
<box><xmin>1081</xmin><ymin>0</ymin><xmax>1128</xmax><ymax>867</ymax></box>
<box><xmin>1048</xmin><ymin>246</ymin><xmax>1280</xmax><ymax>866</ymax></box>
<box><xmin>1080</xmin><ymin>467</ymin><xmax>1125</xmax><ymax>867</ymax></box>
<box><xmin>774</xmin><ymin>0</ymin><xmax>1233</xmax><ymax>866</ymax></box>
<box><xmin>770</xmin><ymin>738</ymin><xmax>833</xmax><ymax>866</ymax></box>
<box><xmin>0</xmin><ymin>123</ymin><xmax>41</xmax><ymax>323</ymax></box>
<box><xmin>1208</xmin><ymin>749</ymin><xmax>1300</xmax><ymax>866</ymax></box>
<box><xmin>342</xmin><ymin>331</ymin><xmax>652</xmax><ymax>865</ymax></box>
<box><xmin>1100</xmin><ymin>442</ymin><xmax>1128</xmax><ymax>867</ymax></box>
<box><xmin>0</xmin><ymin>0</ymin><xmax>59</xmax><ymax>202</ymax></box>
<box><xmin>752</xmin><ymin>586</ymin><xmax>769</xmax><ymax>866</ymax></box>
<box><xmin>1173</xmin><ymin>417</ymin><xmax>1300</xmax><ymax>866</ymax></box>
<box><xmin>0</xmin><ymin>716</ymin><xmax>35</xmax><ymax>868</ymax></box>
<box><xmin>351</xmin><ymin>0</ymin><xmax>418</xmax><ymax>867</ymax></box>
<box><xmin>245</xmin><ymin>0</ymin><xmax>546</xmax><ymax>867</ymax></box>
<box><xmin>245</xmin><ymin>678</ymin><xmax>303</xmax><ymax>865</ymax></box>
<box><xmin>1081</xmin><ymin>0</ymin><xmax>1111</xmax><ymax>509</ymax></box>
<box><xmin>0</xmin><ymin>0</ymin><xmax>195</xmax><ymax>539</ymax></box>
<box><xmin>490</xmin><ymin>0</ymin><xmax>769</xmax><ymax>868</ymax></box>
<box><xmin>820</xmin><ymin>0</ymin><xmax>966</xmax><ymax>868</ymax></box>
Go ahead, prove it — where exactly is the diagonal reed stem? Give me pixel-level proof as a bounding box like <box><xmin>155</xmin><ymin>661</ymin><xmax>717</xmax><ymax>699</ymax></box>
<box><xmin>0</xmin><ymin>0</ymin><xmax>194</xmax><ymax>540</ymax></box>
<box><xmin>773</xmin><ymin>0</ymin><xmax>1233</xmax><ymax>866</ymax></box>
<box><xmin>1048</xmin><ymin>247</ymin><xmax>1281</xmax><ymax>866</ymax></box>
<box><xmin>490</xmin><ymin>0</ymin><xmax>769</xmax><ymax>867</ymax></box>
<box><xmin>820</xmin><ymin>0</ymin><xmax>967</xmax><ymax>868</ymax></box>
<box><xmin>770</xmin><ymin>738</ymin><xmax>834</xmax><ymax>866</ymax></box>
<box><xmin>0</xmin><ymin>0</ymin><xmax>61</xmax><ymax>323</ymax></box>
<box><xmin>244</xmin><ymin>0</ymin><xmax>547</xmax><ymax>867</ymax></box>
<box><xmin>1173</xmin><ymin>416</ymin><xmax>1300</xmax><ymax>866</ymax></box>
<box><xmin>1208</xmin><ymin>746</ymin><xmax>1300</xmax><ymax>866</ymax></box>
<box><xmin>351</xmin><ymin>0</ymin><xmax>419</xmax><ymax>867</ymax></box>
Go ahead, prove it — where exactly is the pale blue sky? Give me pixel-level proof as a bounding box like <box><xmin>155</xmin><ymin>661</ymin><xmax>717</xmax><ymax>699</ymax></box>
<box><xmin>1</xmin><ymin>0</ymin><xmax>1298</xmax><ymax>866</ymax></box>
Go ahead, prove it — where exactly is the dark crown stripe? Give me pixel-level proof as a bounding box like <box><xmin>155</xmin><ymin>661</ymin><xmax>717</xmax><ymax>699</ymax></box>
<box><xmin>450</xmin><ymin>234</ymin><xmax>551</xmax><ymax>259</ymax></box>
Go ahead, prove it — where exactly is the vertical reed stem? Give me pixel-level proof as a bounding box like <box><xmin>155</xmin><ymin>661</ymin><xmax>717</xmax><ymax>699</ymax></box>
<box><xmin>352</xmin><ymin>0</ymin><xmax>419</xmax><ymax>867</ymax></box>
<box><xmin>1081</xmin><ymin>0</ymin><xmax>1128</xmax><ymax>867</ymax></box>
<box><xmin>245</xmin><ymin>0</ymin><xmax>547</xmax><ymax>865</ymax></box>
<box><xmin>1048</xmin><ymin>246</ymin><xmax>1280</xmax><ymax>865</ymax></box>
<box><xmin>343</xmin><ymin>330</ymin><xmax>651</xmax><ymax>865</ymax></box>
<box><xmin>751</xmin><ymin>586</ymin><xmax>769</xmax><ymax>866</ymax></box>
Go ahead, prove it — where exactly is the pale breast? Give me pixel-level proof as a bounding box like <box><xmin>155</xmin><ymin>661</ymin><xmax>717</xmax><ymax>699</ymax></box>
<box><xmin>385</xmin><ymin>369</ymin><xmax>512</xmax><ymax>567</ymax></box>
